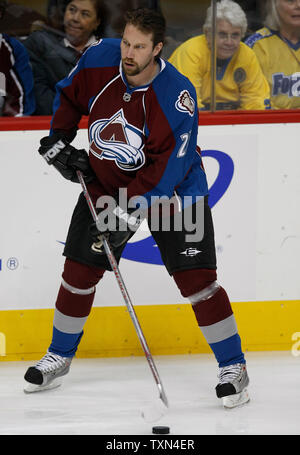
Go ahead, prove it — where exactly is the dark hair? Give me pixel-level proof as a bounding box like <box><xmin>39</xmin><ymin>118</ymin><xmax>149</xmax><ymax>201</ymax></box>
<box><xmin>123</xmin><ymin>7</ymin><xmax>166</xmax><ymax>48</ymax></box>
<box><xmin>48</xmin><ymin>0</ymin><xmax>108</xmax><ymax>36</ymax></box>
<box><xmin>65</xmin><ymin>0</ymin><xmax>108</xmax><ymax>37</ymax></box>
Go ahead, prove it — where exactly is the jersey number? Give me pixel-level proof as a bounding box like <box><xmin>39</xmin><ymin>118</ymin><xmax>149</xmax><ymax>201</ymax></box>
<box><xmin>177</xmin><ymin>131</ymin><xmax>191</xmax><ymax>158</ymax></box>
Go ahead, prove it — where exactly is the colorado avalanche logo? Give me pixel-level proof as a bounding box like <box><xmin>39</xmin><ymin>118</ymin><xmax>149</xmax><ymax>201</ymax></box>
<box><xmin>89</xmin><ymin>109</ymin><xmax>145</xmax><ymax>171</ymax></box>
<box><xmin>175</xmin><ymin>90</ymin><xmax>195</xmax><ymax>117</ymax></box>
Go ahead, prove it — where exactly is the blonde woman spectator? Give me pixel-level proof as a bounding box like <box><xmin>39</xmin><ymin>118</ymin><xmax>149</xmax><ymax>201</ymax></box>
<box><xmin>169</xmin><ymin>0</ymin><xmax>270</xmax><ymax>110</ymax></box>
<box><xmin>245</xmin><ymin>0</ymin><xmax>300</xmax><ymax>109</ymax></box>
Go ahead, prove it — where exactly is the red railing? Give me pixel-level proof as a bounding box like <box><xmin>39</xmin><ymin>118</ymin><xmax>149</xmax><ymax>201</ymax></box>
<box><xmin>0</xmin><ymin>110</ymin><xmax>300</xmax><ymax>131</ymax></box>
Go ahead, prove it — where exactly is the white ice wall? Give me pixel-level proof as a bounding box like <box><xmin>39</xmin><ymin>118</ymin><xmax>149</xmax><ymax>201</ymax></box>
<box><xmin>0</xmin><ymin>123</ymin><xmax>299</xmax><ymax>311</ymax></box>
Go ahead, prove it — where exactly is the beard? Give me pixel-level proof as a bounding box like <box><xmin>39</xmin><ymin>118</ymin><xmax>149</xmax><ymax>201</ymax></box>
<box><xmin>122</xmin><ymin>55</ymin><xmax>153</xmax><ymax>77</ymax></box>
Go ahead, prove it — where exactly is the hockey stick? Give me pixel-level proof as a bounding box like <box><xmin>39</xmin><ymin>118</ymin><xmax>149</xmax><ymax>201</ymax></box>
<box><xmin>76</xmin><ymin>170</ymin><xmax>169</xmax><ymax>413</ymax></box>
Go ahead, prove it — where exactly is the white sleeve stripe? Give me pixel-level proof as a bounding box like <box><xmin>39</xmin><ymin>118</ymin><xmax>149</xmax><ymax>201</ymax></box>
<box><xmin>3</xmin><ymin>37</ymin><xmax>24</xmax><ymax>116</ymax></box>
<box><xmin>9</xmin><ymin>68</ymin><xmax>24</xmax><ymax>116</ymax></box>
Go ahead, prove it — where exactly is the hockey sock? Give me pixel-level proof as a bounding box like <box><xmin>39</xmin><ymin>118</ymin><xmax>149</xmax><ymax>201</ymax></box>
<box><xmin>173</xmin><ymin>268</ymin><xmax>245</xmax><ymax>367</ymax></box>
<box><xmin>49</xmin><ymin>259</ymin><xmax>105</xmax><ymax>357</ymax></box>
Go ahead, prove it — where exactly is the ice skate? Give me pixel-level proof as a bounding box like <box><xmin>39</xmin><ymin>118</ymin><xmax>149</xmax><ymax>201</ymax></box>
<box><xmin>215</xmin><ymin>363</ymin><xmax>250</xmax><ymax>408</ymax></box>
<box><xmin>24</xmin><ymin>352</ymin><xmax>72</xmax><ymax>393</ymax></box>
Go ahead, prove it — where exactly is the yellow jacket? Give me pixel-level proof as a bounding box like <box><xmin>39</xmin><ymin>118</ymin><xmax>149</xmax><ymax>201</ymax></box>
<box><xmin>246</xmin><ymin>27</ymin><xmax>300</xmax><ymax>109</ymax></box>
<box><xmin>169</xmin><ymin>34</ymin><xmax>270</xmax><ymax>110</ymax></box>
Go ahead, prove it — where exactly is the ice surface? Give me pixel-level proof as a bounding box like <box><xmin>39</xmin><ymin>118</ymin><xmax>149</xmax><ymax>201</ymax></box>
<box><xmin>0</xmin><ymin>351</ymin><xmax>299</xmax><ymax>435</ymax></box>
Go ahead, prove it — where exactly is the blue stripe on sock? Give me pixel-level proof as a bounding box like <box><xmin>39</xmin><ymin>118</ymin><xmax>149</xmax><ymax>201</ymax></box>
<box><xmin>49</xmin><ymin>326</ymin><xmax>83</xmax><ymax>357</ymax></box>
<box><xmin>209</xmin><ymin>333</ymin><xmax>245</xmax><ymax>367</ymax></box>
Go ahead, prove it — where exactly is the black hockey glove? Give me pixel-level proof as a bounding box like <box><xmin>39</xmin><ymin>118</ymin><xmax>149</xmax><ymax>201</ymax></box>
<box><xmin>38</xmin><ymin>133</ymin><xmax>95</xmax><ymax>183</ymax></box>
<box><xmin>89</xmin><ymin>204</ymin><xmax>143</xmax><ymax>253</ymax></box>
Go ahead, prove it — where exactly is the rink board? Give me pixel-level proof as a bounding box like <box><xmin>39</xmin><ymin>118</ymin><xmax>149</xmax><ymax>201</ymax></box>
<box><xmin>0</xmin><ymin>113</ymin><xmax>300</xmax><ymax>360</ymax></box>
<box><xmin>0</xmin><ymin>300</ymin><xmax>300</xmax><ymax>361</ymax></box>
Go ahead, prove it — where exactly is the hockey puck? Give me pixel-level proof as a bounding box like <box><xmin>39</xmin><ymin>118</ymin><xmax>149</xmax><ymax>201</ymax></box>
<box><xmin>152</xmin><ymin>426</ymin><xmax>170</xmax><ymax>434</ymax></box>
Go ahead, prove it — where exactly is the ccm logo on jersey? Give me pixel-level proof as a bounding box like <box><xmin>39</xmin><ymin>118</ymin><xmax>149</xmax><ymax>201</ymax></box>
<box><xmin>43</xmin><ymin>140</ymin><xmax>66</xmax><ymax>163</ymax></box>
<box><xmin>175</xmin><ymin>90</ymin><xmax>195</xmax><ymax>117</ymax></box>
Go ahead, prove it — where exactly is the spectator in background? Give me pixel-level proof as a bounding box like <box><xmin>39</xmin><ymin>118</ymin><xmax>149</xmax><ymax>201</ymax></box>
<box><xmin>0</xmin><ymin>0</ymin><xmax>35</xmax><ymax>116</ymax></box>
<box><xmin>46</xmin><ymin>0</ymin><xmax>161</xmax><ymax>37</ymax></box>
<box><xmin>24</xmin><ymin>0</ymin><xmax>107</xmax><ymax>115</ymax></box>
<box><xmin>169</xmin><ymin>0</ymin><xmax>270</xmax><ymax>111</ymax></box>
<box><xmin>245</xmin><ymin>0</ymin><xmax>300</xmax><ymax>109</ymax></box>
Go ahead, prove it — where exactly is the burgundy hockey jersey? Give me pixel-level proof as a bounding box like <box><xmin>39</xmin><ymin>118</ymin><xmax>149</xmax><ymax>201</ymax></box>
<box><xmin>51</xmin><ymin>38</ymin><xmax>208</xmax><ymax>207</ymax></box>
<box><xmin>0</xmin><ymin>33</ymin><xmax>35</xmax><ymax>116</ymax></box>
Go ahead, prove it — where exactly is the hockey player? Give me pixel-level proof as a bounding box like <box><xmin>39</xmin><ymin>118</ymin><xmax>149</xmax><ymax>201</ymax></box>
<box><xmin>24</xmin><ymin>8</ymin><xmax>249</xmax><ymax>408</ymax></box>
<box><xmin>245</xmin><ymin>0</ymin><xmax>300</xmax><ymax>109</ymax></box>
<box><xmin>169</xmin><ymin>0</ymin><xmax>270</xmax><ymax>111</ymax></box>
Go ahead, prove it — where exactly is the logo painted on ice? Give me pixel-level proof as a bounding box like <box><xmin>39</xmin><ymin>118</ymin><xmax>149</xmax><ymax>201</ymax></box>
<box><xmin>89</xmin><ymin>109</ymin><xmax>145</xmax><ymax>171</ymax></box>
<box><xmin>122</xmin><ymin>149</ymin><xmax>234</xmax><ymax>265</ymax></box>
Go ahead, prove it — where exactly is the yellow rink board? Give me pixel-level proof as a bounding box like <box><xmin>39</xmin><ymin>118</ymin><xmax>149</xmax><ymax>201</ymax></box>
<box><xmin>0</xmin><ymin>300</ymin><xmax>299</xmax><ymax>361</ymax></box>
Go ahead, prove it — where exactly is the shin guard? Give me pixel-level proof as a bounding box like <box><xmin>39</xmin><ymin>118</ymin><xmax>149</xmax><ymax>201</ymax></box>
<box><xmin>173</xmin><ymin>269</ymin><xmax>245</xmax><ymax>367</ymax></box>
<box><xmin>49</xmin><ymin>259</ymin><xmax>105</xmax><ymax>357</ymax></box>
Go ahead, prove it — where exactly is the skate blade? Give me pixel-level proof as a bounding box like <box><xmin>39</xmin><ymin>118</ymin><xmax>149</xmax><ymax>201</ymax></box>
<box><xmin>222</xmin><ymin>389</ymin><xmax>250</xmax><ymax>409</ymax></box>
<box><xmin>23</xmin><ymin>377</ymin><xmax>63</xmax><ymax>394</ymax></box>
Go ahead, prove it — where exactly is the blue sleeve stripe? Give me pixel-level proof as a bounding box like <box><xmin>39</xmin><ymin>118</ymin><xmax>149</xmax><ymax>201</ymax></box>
<box><xmin>7</xmin><ymin>35</ymin><xmax>35</xmax><ymax>115</ymax></box>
